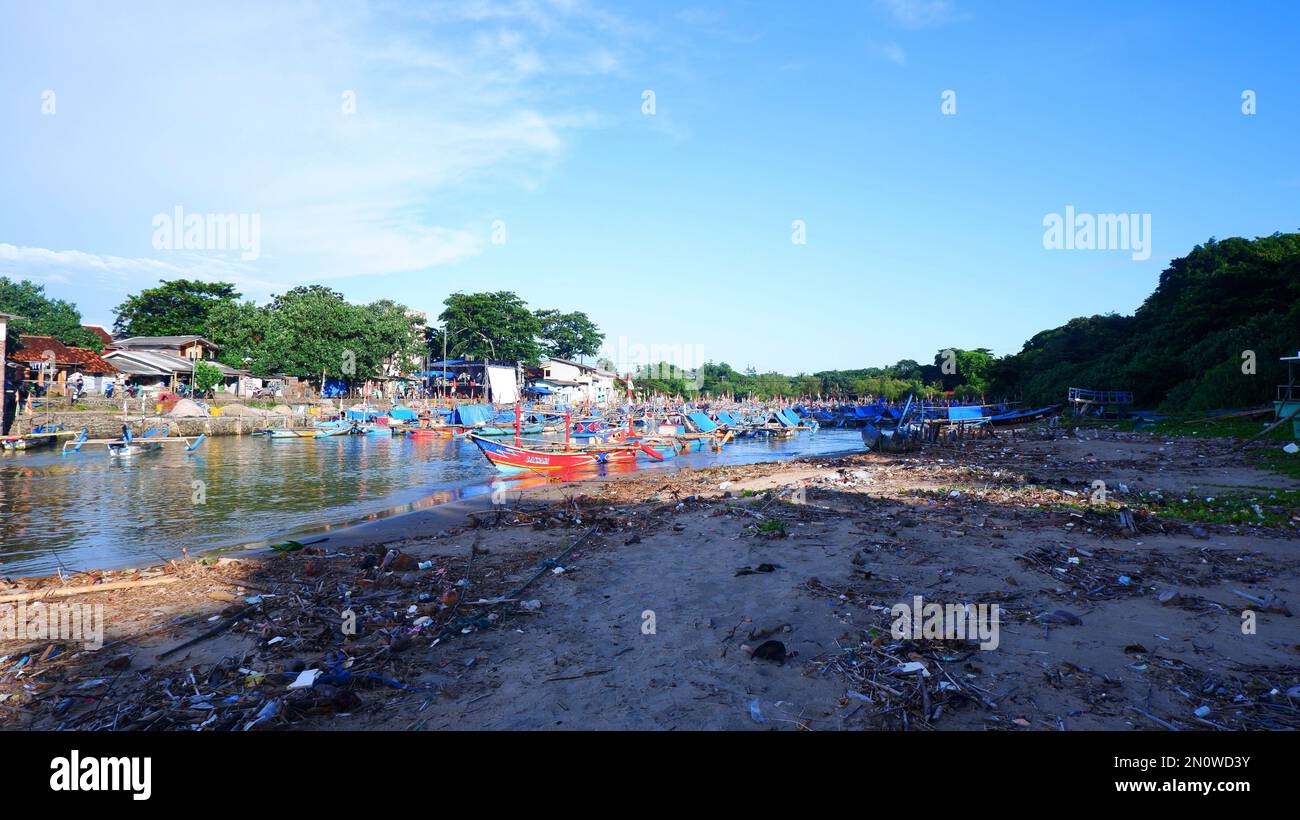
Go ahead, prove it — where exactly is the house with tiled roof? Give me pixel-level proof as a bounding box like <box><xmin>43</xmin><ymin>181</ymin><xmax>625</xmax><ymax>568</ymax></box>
<box><xmin>82</xmin><ymin>325</ymin><xmax>115</xmax><ymax>348</ymax></box>
<box><xmin>15</xmin><ymin>335</ymin><xmax>118</xmax><ymax>395</ymax></box>
<box><xmin>101</xmin><ymin>335</ymin><xmax>251</xmax><ymax>396</ymax></box>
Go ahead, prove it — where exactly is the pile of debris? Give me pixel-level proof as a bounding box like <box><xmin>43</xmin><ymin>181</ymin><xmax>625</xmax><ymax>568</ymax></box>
<box><xmin>1</xmin><ymin>522</ymin><xmax>606</xmax><ymax>731</ymax></box>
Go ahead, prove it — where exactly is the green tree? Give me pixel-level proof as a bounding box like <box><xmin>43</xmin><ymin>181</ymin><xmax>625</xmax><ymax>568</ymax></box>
<box><xmin>261</xmin><ymin>286</ymin><xmax>370</xmax><ymax>380</ymax></box>
<box><xmin>113</xmin><ymin>279</ymin><xmax>240</xmax><ymax>337</ymax></box>
<box><xmin>202</xmin><ymin>292</ymin><xmax>426</xmax><ymax>384</ymax></box>
<box><xmin>796</xmin><ymin>375</ymin><xmax>823</xmax><ymax>397</ymax></box>
<box><xmin>632</xmin><ymin>362</ymin><xmax>696</xmax><ymax>397</ymax></box>
<box><xmin>193</xmin><ymin>360</ymin><xmax>223</xmax><ymax>396</ymax></box>
<box><xmin>204</xmin><ymin>300</ymin><xmax>272</xmax><ymax>374</ymax></box>
<box><xmin>535</xmin><ymin>309</ymin><xmax>604</xmax><ymax>359</ymax></box>
<box><xmin>434</xmin><ymin>291</ymin><xmax>543</xmax><ymax>363</ymax></box>
<box><xmin>359</xmin><ymin>299</ymin><xmax>426</xmax><ymax>378</ymax></box>
<box><xmin>988</xmin><ymin>233</ymin><xmax>1300</xmax><ymax>409</ymax></box>
<box><xmin>0</xmin><ymin>277</ymin><xmax>101</xmax><ymax>351</ymax></box>
<box><xmin>935</xmin><ymin>348</ymin><xmax>995</xmax><ymax>397</ymax></box>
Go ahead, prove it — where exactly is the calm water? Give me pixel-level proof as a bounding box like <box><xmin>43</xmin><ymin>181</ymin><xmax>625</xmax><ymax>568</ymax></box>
<box><xmin>0</xmin><ymin>428</ymin><xmax>861</xmax><ymax>576</ymax></box>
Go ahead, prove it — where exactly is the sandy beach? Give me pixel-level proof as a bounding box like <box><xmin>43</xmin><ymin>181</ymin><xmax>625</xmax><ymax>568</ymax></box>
<box><xmin>2</xmin><ymin>425</ymin><xmax>1296</xmax><ymax>731</ymax></box>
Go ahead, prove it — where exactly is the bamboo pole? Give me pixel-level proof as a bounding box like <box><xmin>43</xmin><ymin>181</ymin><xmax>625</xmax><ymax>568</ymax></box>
<box><xmin>1237</xmin><ymin>403</ymin><xmax>1300</xmax><ymax>448</ymax></box>
<box><xmin>0</xmin><ymin>575</ymin><xmax>180</xmax><ymax>604</ymax></box>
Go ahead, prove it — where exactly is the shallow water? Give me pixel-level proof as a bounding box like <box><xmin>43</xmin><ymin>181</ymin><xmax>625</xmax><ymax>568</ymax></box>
<box><xmin>0</xmin><ymin>428</ymin><xmax>861</xmax><ymax>576</ymax></box>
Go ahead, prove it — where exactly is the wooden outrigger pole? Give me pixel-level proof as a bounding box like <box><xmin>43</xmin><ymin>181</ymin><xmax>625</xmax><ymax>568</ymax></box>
<box><xmin>1</xmin><ymin>427</ymin><xmax>81</xmax><ymax>452</ymax></box>
<box><xmin>62</xmin><ymin>426</ymin><xmax>207</xmax><ymax>457</ymax></box>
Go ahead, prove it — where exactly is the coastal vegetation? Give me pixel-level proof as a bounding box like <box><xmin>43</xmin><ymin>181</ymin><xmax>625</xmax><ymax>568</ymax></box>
<box><xmin>0</xmin><ymin>278</ymin><xmax>105</xmax><ymax>352</ymax></box>
<box><xmin>987</xmin><ymin>233</ymin><xmax>1300</xmax><ymax>411</ymax></box>
<box><xmin>634</xmin><ymin>233</ymin><xmax>1299</xmax><ymax>406</ymax></box>
<box><xmin>2</xmin><ymin>232</ymin><xmax>1295</xmax><ymax>409</ymax></box>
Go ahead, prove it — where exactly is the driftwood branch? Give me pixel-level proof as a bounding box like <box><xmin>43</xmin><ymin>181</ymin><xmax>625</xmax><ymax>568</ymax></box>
<box><xmin>0</xmin><ymin>575</ymin><xmax>179</xmax><ymax>604</ymax></box>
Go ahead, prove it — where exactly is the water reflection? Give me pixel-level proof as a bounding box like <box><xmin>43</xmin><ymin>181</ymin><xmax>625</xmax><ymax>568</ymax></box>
<box><xmin>0</xmin><ymin>429</ymin><xmax>861</xmax><ymax>576</ymax></box>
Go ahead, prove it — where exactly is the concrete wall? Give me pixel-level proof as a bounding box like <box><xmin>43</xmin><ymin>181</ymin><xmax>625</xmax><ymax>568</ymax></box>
<box><xmin>8</xmin><ymin>411</ymin><xmax>319</xmax><ymax>438</ymax></box>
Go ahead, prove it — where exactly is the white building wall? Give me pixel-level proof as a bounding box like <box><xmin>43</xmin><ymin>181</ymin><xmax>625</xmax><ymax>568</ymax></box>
<box><xmin>543</xmin><ymin>360</ymin><xmax>581</xmax><ymax>382</ymax></box>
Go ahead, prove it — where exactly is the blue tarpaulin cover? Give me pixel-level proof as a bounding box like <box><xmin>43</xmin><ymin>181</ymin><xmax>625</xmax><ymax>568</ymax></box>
<box><xmin>452</xmin><ymin>404</ymin><xmax>495</xmax><ymax>426</ymax></box>
<box><xmin>687</xmin><ymin>412</ymin><xmax>718</xmax><ymax>432</ymax></box>
<box><xmin>388</xmin><ymin>408</ymin><xmax>417</xmax><ymax>421</ymax></box>
<box><xmin>947</xmin><ymin>406</ymin><xmax>984</xmax><ymax>421</ymax></box>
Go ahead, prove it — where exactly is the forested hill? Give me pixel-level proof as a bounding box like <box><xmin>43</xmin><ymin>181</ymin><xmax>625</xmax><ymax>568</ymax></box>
<box><xmin>988</xmin><ymin>233</ymin><xmax>1300</xmax><ymax>411</ymax></box>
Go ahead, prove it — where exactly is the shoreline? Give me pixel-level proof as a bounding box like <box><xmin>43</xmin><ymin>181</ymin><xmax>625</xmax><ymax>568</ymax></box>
<box><xmin>3</xmin><ymin>428</ymin><xmax>864</xmax><ymax>581</ymax></box>
<box><xmin>2</xmin><ymin>427</ymin><xmax>1297</xmax><ymax>730</ymax></box>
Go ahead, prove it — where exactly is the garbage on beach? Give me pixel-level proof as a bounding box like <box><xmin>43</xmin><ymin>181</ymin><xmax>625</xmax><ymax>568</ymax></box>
<box><xmin>287</xmin><ymin>669</ymin><xmax>322</xmax><ymax>690</ymax></box>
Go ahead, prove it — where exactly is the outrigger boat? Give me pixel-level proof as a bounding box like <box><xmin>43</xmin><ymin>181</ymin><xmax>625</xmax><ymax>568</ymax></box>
<box><xmin>312</xmin><ymin>423</ymin><xmax>382</xmax><ymax>436</ymax></box>
<box><xmin>390</xmin><ymin>402</ymin><xmax>549</xmax><ymax>439</ymax></box>
<box><xmin>468</xmin><ymin>404</ymin><xmax>666</xmax><ymax>474</ymax></box>
<box><xmin>468</xmin><ymin>433</ymin><xmax>663</xmax><ymax>474</ymax></box>
<box><xmin>624</xmin><ymin>411</ymin><xmax>733</xmax><ymax>452</ymax></box>
<box><xmin>61</xmin><ymin>426</ymin><xmax>207</xmax><ymax>457</ymax></box>
<box><xmin>862</xmin><ymin>395</ymin><xmax>920</xmax><ymax>452</ymax></box>
<box><xmin>255</xmin><ymin>426</ymin><xmax>353</xmax><ymax>439</ymax></box>
<box><xmin>1</xmin><ymin>423</ymin><xmax>78</xmax><ymax>452</ymax></box>
<box><xmin>253</xmin><ymin>428</ymin><xmax>318</xmax><ymax>439</ymax></box>
<box><xmin>110</xmin><ymin>427</ymin><xmax>166</xmax><ymax>456</ymax></box>
<box><xmin>399</xmin><ymin>424</ymin><xmax>467</xmax><ymax>439</ymax></box>
<box><xmin>986</xmin><ymin>404</ymin><xmax>1061</xmax><ymax>427</ymax></box>
<box><xmin>712</xmin><ymin>407</ymin><xmax>814</xmax><ymax>439</ymax></box>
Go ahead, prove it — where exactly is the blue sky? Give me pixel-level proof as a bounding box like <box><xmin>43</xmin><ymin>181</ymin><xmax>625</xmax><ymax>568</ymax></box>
<box><xmin>1</xmin><ymin>0</ymin><xmax>1297</xmax><ymax>373</ymax></box>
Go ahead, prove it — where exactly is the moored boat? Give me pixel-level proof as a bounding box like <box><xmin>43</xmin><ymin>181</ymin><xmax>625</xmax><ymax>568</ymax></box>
<box><xmin>986</xmin><ymin>405</ymin><xmax>1061</xmax><ymax>427</ymax></box>
<box><xmin>1</xmin><ymin>424</ymin><xmax>70</xmax><ymax>451</ymax></box>
<box><xmin>467</xmin><ymin>433</ymin><xmax>662</xmax><ymax>475</ymax></box>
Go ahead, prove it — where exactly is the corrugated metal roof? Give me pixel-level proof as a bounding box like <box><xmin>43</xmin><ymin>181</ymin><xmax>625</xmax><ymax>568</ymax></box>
<box><xmin>114</xmin><ymin>336</ymin><xmax>219</xmax><ymax>349</ymax></box>
<box><xmin>104</xmin><ymin>349</ymin><xmax>243</xmax><ymax>377</ymax></box>
<box><xmin>102</xmin><ymin>357</ymin><xmax>162</xmax><ymax>376</ymax></box>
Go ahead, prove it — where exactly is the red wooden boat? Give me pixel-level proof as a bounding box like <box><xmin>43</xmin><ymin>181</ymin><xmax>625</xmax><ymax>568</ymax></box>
<box><xmin>402</xmin><ymin>425</ymin><xmax>466</xmax><ymax>439</ymax></box>
<box><xmin>467</xmin><ymin>433</ymin><xmax>662</xmax><ymax>474</ymax></box>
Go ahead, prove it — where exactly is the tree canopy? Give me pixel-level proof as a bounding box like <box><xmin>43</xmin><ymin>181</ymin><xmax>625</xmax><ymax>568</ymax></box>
<box><xmin>536</xmin><ymin>309</ymin><xmax>604</xmax><ymax>360</ymax></box>
<box><xmin>192</xmin><ymin>360</ymin><xmax>224</xmax><ymax>396</ymax></box>
<box><xmin>431</xmin><ymin>291</ymin><xmax>604</xmax><ymax>365</ymax></box>
<box><xmin>202</xmin><ymin>286</ymin><xmax>425</xmax><ymax>381</ymax></box>
<box><xmin>434</xmin><ymin>291</ymin><xmax>542</xmax><ymax>363</ymax></box>
<box><xmin>988</xmin><ymin>233</ymin><xmax>1300</xmax><ymax>410</ymax></box>
<box><xmin>113</xmin><ymin>279</ymin><xmax>240</xmax><ymax>337</ymax></box>
<box><xmin>0</xmin><ymin>277</ymin><xmax>102</xmax><ymax>351</ymax></box>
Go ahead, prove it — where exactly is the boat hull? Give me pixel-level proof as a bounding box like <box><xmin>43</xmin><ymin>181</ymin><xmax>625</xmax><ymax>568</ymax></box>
<box><xmin>109</xmin><ymin>442</ymin><xmax>163</xmax><ymax>457</ymax></box>
<box><xmin>2</xmin><ymin>434</ymin><xmax>57</xmax><ymax>451</ymax></box>
<box><xmin>402</xmin><ymin>426</ymin><xmax>466</xmax><ymax>439</ymax></box>
<box><xmin>986</xmin><ymin>405</ymin><xmax>1061</xmax><ymax>427</ymax></box>
<box><xmin>469</xmin><ymin>435</ymin><xmax>643</xmax><ymax>474</ymax></box>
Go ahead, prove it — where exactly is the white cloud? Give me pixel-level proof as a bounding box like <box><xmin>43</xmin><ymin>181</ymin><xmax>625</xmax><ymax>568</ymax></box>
<box><xmin>871</xmin><ymin>41</ymin><xmax>908</xmax><ymax>66</ymax></box>
<box><xmin>0</xmin><ymin>243</ymin><xmax>278</xmax><ymax>297</ymax></box>
<box><xmin>875</xmin><ymin>0</ymin><xmax>964</xmax><ymax>29</ymax></box>
<box><xmin>1</xmin><ymin>1</ymin><xmax>640</xmax><ymax>306</ymax></box>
